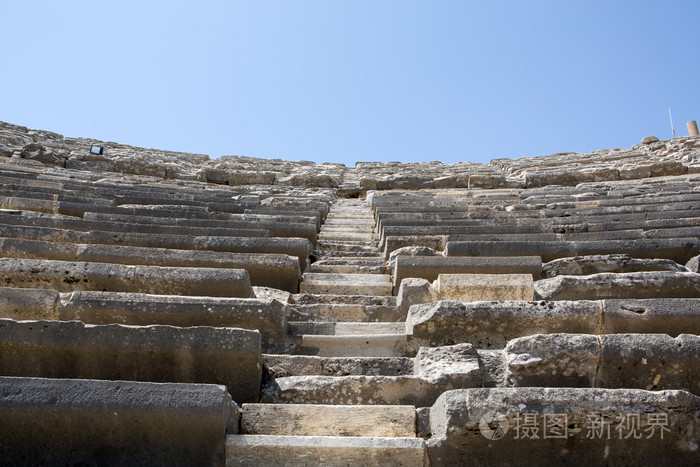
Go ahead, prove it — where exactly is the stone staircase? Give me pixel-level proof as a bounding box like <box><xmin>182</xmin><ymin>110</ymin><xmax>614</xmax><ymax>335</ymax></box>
<box><xmin>227</xmin><ymin>197</ymin><xmax>429</xmax><ymax>465</ymax></box>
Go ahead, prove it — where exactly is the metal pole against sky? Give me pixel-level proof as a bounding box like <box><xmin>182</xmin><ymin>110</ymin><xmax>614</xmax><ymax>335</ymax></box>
<box><xmin>668</xmin><ymin>107</ymin><xmax>676</xmax><ymax>138</ymax></box>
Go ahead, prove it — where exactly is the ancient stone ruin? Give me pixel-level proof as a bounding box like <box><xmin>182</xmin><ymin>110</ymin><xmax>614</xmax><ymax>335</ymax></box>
<box><xmin>0</xmin><ymin>120</ymin><xmax>699</xmax><ymax>465</ymax></box>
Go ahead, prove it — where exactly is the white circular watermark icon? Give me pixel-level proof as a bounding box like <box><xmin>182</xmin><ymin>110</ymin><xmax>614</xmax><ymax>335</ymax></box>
<box><xmin>479</xmin><ymin>411</ymin><xmax>509</xmax><ymax>440</ymax></box>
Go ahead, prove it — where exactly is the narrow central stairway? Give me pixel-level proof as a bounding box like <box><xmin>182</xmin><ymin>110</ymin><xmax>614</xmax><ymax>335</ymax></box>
<box><xmin>226</xmin><ymin>197</ymin><xmax>428</xmax><ymax>466</ymax></box>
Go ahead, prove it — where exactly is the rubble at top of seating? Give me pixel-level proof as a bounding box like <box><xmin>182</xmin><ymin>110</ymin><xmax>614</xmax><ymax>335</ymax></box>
<box><xmin>3</xmin><ymin>121</ymin><xmax>698</xmax><ymax>191</ymax></box>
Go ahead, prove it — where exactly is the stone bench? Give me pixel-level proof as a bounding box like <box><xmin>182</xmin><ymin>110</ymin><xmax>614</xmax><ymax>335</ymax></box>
<box><xmin>0</xmin><ymin>319</ymin><xmax>261</xmax><ymax>402</ymax></box>
<box><xmin>407</xmin><ymin>300</ymin><xmax>603</xmax><ymax>348</ymax></box>
<box><xmin>425</xmin><ymin>387</ymin><xmax>700</xmax><ymax>465</ymax></box>
<box><xmin>0</xmin><ymin>287</ymin><xmax>290</xmax><ymax>351</ymax></box>
<box><xmin>0</xmin><ymin>224</ymin><xmax>311</xmax><ymax>265</ymax></box>
<box><xmin>0</xmin><ymin>211</ymin><xmax>269</xmax><ymax>238</ymax></box>
<box><xmin>0</xmin><ymin>238</ymin><xmax>300</xmax><ymax>292</ymax></box>
<box><xmin>0</xmin><ymin>377</ymin><xmax>237</xmax><ymax>466</ymax></box>
<box><xmin>535</xmin><ymin>271</ymin><xmax>700</xmax><ymax>300</ymax></box>
<box><xmin>408</xmin><ymin>298</ymin><xmax>700</xmax><ymax>347</ymax></box>
<box><xmin>541</xmin><ymin>254</ymin><xmax>688</xmax><ymax>277</ymax></box>
<box><xmin>445</xmin><ymin>238</ymin><xmax>700</xmax><ymax>263</ymax></box>
<box><xmin>84</xmin><ymin>212</ymin><xmax>318</xmax><ymax>243</ymax></box>
<box><xmin>505</xmin><ymin>333</ymin><xmax>700</xmax><ymax>395</ymax></box>
<box><xmin>392</xmin><ymin>256</ymin><xmax>542</xmax><ymax>288</ymax></box>
<box><xmin>0</xmin><ymin>257</ymin><xmax>252</xmax><ymax>297</ymax></box>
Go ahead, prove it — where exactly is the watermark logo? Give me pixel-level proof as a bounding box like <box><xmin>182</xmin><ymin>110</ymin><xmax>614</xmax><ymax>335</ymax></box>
<box><xmin>479</xmin><ymin>410</ymin><xmax>509</xmax><ymax>440</ymax></box>
<box><xmin>476</xmin><ymin>410</ymin><xmax>670</xmax><ymax>441</ymax></box>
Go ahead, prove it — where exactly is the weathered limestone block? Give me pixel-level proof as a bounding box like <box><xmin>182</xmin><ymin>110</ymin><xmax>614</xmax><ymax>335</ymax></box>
<box><xmin>397</xmin><ymin>278</ymin><xmax>438</xmax><ymax>313</ymax></box>
<box><xmin>414</xmin><ymin>344</ymin><xmax>480</xmax><ymax>386</ymax></box>
<box><xmin>602</xmin><ymin>298</ymin><xmax>700</xmax><ymax>335</ymax></box>
<box><xmin>408</xmin><ymin>300</ymin><xmax>602</xmax><ymax>348</ymax></box>
<box><xmin>468</xmin><ymin>174</ymin><xmax>506</xmax><ymax>188</ymax></box>
<box><xmin>0</xmin><ymin>319</ymin><xmax>261</xmax><ymax>402</ymax></box>
<box><xmin>0</xmin><ymin>377</ymin><xmax>237</xmax><ymax>466</ymax></box>
<box><xmin>387</xmin><ymin>245</ymin><xmax>441</xmax><ymax>270</ymax></box>
<box><xmin>541</xmin><ymin>254</ymin><xmax>687</xmax><ymax>278</ymax></box>
<box><xmin>196</xmin><ymin>167</ymin><xmax>229</xmax><ymax>184</ymax></box>
<box><xmin>687</xmin><ymin>254</ymin><xmax>700</xmax><ymax>273</ymax></box>
<box><xmin>573</xmin><ymin>238</ymin><xmax>700</xmax><ymax>263</ymax></box>
<box><xmin>300</xmin><ymin>273</ymin><xmax>392</xmax><ymax>296</ymax></box>
<box><xmin>505</xmin><ymin>333</ymin><xmax>600</xmax><ymax>387</ymax></box>
<box><xmin>227</xmin><ymin>170</ymin><xmax>277</xmax><ymax>185</ymax></box>
<box><xmin>57</xmin><ymin>291</ymin><xmax>289</xmax><ymax>352</ymax></box>
<box><xmin>435</xmin><ymin>274</ymin><xmax>534</xmax><ymax>302</ymax></box>
<box><xmin>0</xmin><ymin>258</ymin><xmax>252</xmax><ymax>297</ymax></box>
<box><xmin>240</xmin><ymin>404</ymin><xmax>416</xmax><ymax>437</ymax></box>
<box><xmin>21</xmin><ymin>143</ymin><xmax>68</xmax><ymax>166</ymax></box>
<box><xmin>263</xmin><ymin>354</ymin><xmax>413</xmax><ymax>379</ymax></box>
<box><xmin>294</xmin><ymin>333</ymin><xmax>409</xmax><ymax>358</ymax></box>
<box><xmin>535</xmin><ymin>271</ymin><xmax>700</xmax><ymax>300</ymax></box>
<box><xmin>505</xmin><ymin>333</ymin><xmax>700</xmax><ymax>395</ymax></box>
<box><xmin>524</xmin><ymin>169</ymin><xmax>598</xmax><ymax>187</ymax></box>
<box><xmin>0</xmin><ymin>286</ymin><xmax>59</xmax><ymax>320</ymax></box>
<box><xmin>597</xmin><ymin>333</ymin><xmax>700</xmax><ymax>394</ymax></box>
<box><xmin>393</xmin><ymin>255</ymin><xmax>542</xmax><ymax>288</ymax></box>
<box><xmin>426</xmin><ymin>388</ymin><xmax>700</xmax><ymax>466</ymax></box>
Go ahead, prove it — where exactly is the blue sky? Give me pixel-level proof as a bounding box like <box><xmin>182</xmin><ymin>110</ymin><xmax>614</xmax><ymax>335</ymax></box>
<box><xmin>2</xmin><ymin>1</ymin><xmax>699</xmax><ymax>165</ymax></box>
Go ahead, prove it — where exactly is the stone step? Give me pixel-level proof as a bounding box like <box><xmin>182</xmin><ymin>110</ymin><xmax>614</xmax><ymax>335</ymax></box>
<box><xmin>315</xmin><ymin>240</ymin><xmax>380</xmax><ymax>253</ymax></box>
<box><xmin>323</xmin><ymin>218</ymin><xmax>375</xmax><ymax>226</ymax></box>
<box><xmin>292</xmin><ymin>294</ymin><xmax>397</xmax><ymax>306</ymax></box>
<box><xmin>240</xmin><ymin>403</ymin><xmax>417</xmax><ymax>437</ymax></box>
<box><xmin>287</xmin><ymin>302</ymin><xmax>402</xmax><ymax>322</ymax></box>
<box><xmin>263</xmin><ymin>354</ymin><xmax>414</xmax><ymax>378</ymax></box>
<box><xmin>288</xmin><ymin>322</ymin><xmax>407</xmax><ymax>336</ymax></box>
<box><xmin>320</xmin><ymin>224</ymin><xmax>375</xmax><ymax>232</ymax></box>
<box><xmin>295</xmin><ymin>333</ymin><xmax>409</xmax><ymax>357</ymax></box>
<box><xmin>300</xmin><ymin>273</ymin><xmax>392</xmax><ymax>296</ymax></box>
<box><xmin>326</xmin><ymin>212</ymin><xmax>375</xmax><ymax>220</ymax></box>
<box><xmin>313</xmin><ymin>249</ymin><xmax>384</xmax><ymax>259</ymax></box>
<box><xmin>318</xmin><ymin>231</ymin><xmax>374</xmax><ymax>242</ymax></box>
<box><xmin>225</xmin><ymin>435</ymin><xmax>426</xmax><ymax>467</ymax></box>
<box><xmin>308</xmin><ymin>262</ymin><xmax>387</xmax><ymax>274</ymax></box>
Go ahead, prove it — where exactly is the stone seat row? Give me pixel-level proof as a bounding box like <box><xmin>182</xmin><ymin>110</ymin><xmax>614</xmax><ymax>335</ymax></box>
<box><xmin>3</xmin><ymin>278</ymin><xmax>699</xmax><ymax>353</ymax></box>
<box><xmin>0</xmin><ymin>224</ymin><xmax>312</xmax><ymax>265</ymax></box>
<box><xmin>0</xmin><ymin>314</ymin><xmax>698</xmax><ymax>410</ymax></box>
<box><xmin>391</xmin><ymin>252</ymin><xmax>699</xmax><ymax>290</ymax></box>
<box><xmin>0</xmin><ymin>198</ymin><xmax>321</xmax><ymax>241</ymax></box>
<box><xmin>0</xmin><ymin>168</ymin><xmax>334</xmax><ymax>218</ymax></box>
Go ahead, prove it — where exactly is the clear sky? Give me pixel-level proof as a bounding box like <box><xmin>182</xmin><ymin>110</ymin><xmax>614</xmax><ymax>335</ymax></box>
<box><xmin>2</xmin><ymin>1</ymin><xmax>699</xmax><ymax>166</ymax></box>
